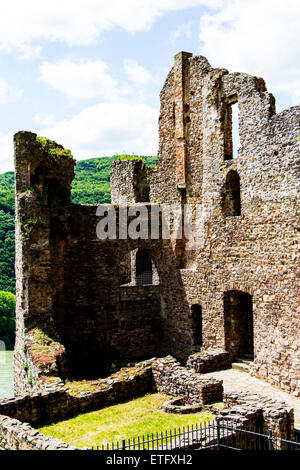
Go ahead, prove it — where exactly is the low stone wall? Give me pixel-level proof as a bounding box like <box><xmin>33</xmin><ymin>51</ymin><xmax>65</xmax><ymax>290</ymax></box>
<box><xmin>0</xmin><ymin>415</ymin><xmax>78</xmax><ymax>450</ymax></box>
<box><xmin>152</xmin><ymin>356</ymin><xmax>223</xmax><ymax>405</ymax></box>
<box><xmin>0</xmin><ymin>359</ymin><xmax>155</xmax><ymax>426</ymax></box>
<box><xmin>186</xmin><ymin>349</ymin><xmax>232</xmax><ymax>374</ymax></box>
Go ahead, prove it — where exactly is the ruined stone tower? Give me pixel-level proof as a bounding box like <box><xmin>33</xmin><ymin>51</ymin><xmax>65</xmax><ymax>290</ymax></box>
<box><xmin>14</xmin><ymin>52</ymin><xmax>300</xmax><ymax>396</ymax></box>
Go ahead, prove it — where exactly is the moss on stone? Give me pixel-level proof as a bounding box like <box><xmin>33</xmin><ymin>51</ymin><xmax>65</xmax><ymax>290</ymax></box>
<box><xmin>65</xmin><ymin>362</ymin><xmax>154</xmax><ymax>397</ymax></box>
<box><xmin>36</xmin><ymin>136</ymin><xmax>73</xmax><ymax>160</ymax></box>
<box><xmin>28</xmin><ymin>370</ymin><xmax>32</xmax><ymax>386</ymax></box>
<box><xmin>116</xmin><ymin>154</ymin><xmax>146</xmax><ymax>164</ymax></box>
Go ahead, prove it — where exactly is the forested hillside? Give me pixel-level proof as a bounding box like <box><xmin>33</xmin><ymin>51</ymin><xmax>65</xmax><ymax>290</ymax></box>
<box><xmin>0</xmin><ymin>172</ymin><xmax>15</xmax><ymax>293</ymax></box>
<box><xmin>0</xmin><ymin>155</ymin><xmax>157</xmax><ymax>294</ymax></box>
<box><xmin>72</xmin><ymin>155</ymin><xmax>156</xmax><ymax>204</ymax></box>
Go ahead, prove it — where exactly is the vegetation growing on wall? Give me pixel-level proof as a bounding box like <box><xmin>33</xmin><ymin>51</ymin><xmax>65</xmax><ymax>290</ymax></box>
<box><xmin>36</xmin><ymin>136</ymin><xmax>73</xmax><ymax>160</ymax></box>
<box><xmin>26</xmin><ymin>328</ymin><xmax>64</xmax><ymax>368</ymax></box>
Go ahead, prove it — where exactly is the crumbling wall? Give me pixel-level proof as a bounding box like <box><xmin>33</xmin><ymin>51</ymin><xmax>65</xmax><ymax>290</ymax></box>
<box><xmin>14</xmin><ymin>131</ymin><xmax>75</xmax><ymax>394</ymax></box>
<box><xmin>110</xmin><ymin>159</ymin><xmax>150</xmax><ymax>204</ymax></box>
<box><xmin>152</xmin><ymin>356</ymin><xmax>223</xmax><ymax>405</ymax></box>
<box><xmin>148</xmin><ymin>52</ymin><xmax>300</xmax><ymax>395</ymax></box>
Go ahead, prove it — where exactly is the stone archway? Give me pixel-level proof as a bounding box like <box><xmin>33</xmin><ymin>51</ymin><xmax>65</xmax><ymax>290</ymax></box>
<box><xmin>224</xmin><ymin>290</ymin><xmax>254</xmax><ymax>360</ymax></box>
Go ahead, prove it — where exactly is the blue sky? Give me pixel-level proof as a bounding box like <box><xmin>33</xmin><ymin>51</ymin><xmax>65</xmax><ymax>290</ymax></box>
<box><xmin>0</xmin><ymin>0</ymin><xmax>299</xmax><ymax>173</ymax></box>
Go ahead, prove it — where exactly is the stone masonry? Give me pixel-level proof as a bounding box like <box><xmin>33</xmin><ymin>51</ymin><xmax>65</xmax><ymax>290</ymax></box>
<box><xmin>13</xmin><ymin>51</ymin><xmax>299</xmax><ymax>399</ymax></box>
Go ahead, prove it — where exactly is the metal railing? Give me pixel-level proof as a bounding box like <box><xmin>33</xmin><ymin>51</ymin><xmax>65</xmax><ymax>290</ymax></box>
<box><xmin>91</xmin><ymin>419</ymin><xmax>300</xmax><ymax>451</ymax></box>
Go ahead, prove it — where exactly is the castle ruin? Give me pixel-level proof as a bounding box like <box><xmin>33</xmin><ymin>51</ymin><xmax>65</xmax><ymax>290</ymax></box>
<box><xmin>13</xmin><ymin>52</ymin><xmax>300</xmax><ymax>397</ymax></box>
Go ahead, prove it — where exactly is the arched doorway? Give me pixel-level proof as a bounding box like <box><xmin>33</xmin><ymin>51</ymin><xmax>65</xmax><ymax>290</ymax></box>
<box><xmin>224</xmin><ymin>290</ymin><xmax>254</xmax><ymax>360</ymax></box>
<box><xmin>136</xmin><ymin>249</ymin><xmax>153</xmax><ymax>286</ymax></box>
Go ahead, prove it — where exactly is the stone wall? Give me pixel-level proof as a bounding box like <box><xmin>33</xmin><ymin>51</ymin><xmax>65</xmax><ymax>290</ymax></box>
<box><xmin>2</xmin><ymin>357</ymin><xmax>223</xmax><ymax>425</ymax></box>
<box><xmin>112</xmin><ymin>286</ymin><xmax>162</xmax><ymax>358</ymax></box>
<box><xmin>14</xmin><ymin>135</ymin><xmax>165</xmax><ymax>389</ymax></box>
<box><xmin>14</xmin><ymin>131</ymin><xmax>75</xmax><ymax>395</ymax></box>
<box><xmin>1</xmin><ymin>359</ymin><xmax>155</xmax><ymax>426</ymax></box>
<box><xmin>0</xmin><ymin>356</ymin><xmax>226</xmax><ymax>449</ymax></box>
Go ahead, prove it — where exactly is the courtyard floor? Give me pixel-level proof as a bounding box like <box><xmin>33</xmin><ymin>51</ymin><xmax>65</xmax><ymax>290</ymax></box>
<box><xmin>39</xmin><ymin>393</ymin><xmax>214</xmax><ymax>449</ymax></box>
<box><xmin>203</xmin><ymin>368</ymin><xmax>300</xmax><ymax>428</ymax></box>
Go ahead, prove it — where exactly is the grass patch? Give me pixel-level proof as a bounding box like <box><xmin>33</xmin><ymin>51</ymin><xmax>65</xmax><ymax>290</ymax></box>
<box><xmin>39</xmin><ymin>393</ymin><xmax>214</xmax><ymax>448</ymax></box>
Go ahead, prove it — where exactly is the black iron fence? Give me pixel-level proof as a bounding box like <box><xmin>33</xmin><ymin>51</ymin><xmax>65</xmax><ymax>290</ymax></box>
<box><xmin>92</xmin><ymin>418</ymin><xmax>300</xmax><ymax>451</ymax></box>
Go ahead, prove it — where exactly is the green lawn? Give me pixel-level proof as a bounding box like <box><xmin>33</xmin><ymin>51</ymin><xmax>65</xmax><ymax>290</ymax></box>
<box><xmin>39</xmin><ymin>393</ymin><xmax>214</xmax><ymax>449</ymax></box>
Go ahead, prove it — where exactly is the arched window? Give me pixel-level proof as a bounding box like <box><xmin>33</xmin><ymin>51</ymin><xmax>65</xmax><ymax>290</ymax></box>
<box><xmin>136</xmin><ymin>249</ymin><xmax>153</xmax><ymax>286</ymax></box>
<box><xmin>191</xmin><ymin>304</ymin><xmax>203</xmax><ymax>346</ymax></box>
<box><xmin>221</xmin><ymin>170</ymin><xmax>241</xmax><ymax>216</ymax></box>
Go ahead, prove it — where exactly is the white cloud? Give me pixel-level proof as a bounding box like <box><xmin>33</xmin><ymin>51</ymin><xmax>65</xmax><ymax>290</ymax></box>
<box><xmin>18</xmin><ymin>44</ymin><xmax>42</xmax><ymax>60</ymax></box>
<box><xmin>124</xmin><ymin>59</ymin><xmax>152</xmax><ymax>85</ymax></box>
<box><xmin>170</xmin><ymin>21</ymin><xmax>193</xmax><ymax>43</ymax></box>
<box><xmin>199</xmin><ymin>0</ymin><xmax>300</xmax><ymax>105</ymax></box>
<box><xmin>34</xmin><ymin>112</ymin><xmax>56</xmax><ymax>126</ymax></box>
<box><xmin>0</xmin><ymin>1</ymin><xmax>221</xmax><ymax>52</ymax></box>
<box><xmin>0</xmin><ymin>79</ymin><xmax>23</xmax><ymax>104</ymax></box>
<box><xmin>37</xmin><ymin>101</ymin><xmax>159</xmax><ymax>158</ymax></box>
<box><xmin>0</xmin><ymin>100</ymin><xmax>159</xmax><ymax>172</ymax></box>
<box><xmin>40</xmin><ymin>60</ymin><xmax>125</xmax><ymax>101</ymax></box>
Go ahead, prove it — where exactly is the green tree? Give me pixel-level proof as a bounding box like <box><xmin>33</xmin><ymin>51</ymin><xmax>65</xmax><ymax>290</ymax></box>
<box><xmin>0</xmin><ymin>291</ymin><xmax>15</xmax><ymax>349</ymax></box>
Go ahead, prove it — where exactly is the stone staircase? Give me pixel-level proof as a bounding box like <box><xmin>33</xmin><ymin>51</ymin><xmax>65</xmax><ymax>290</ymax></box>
<box><xmin>231</xmin><ymin>355</ymin><xmax>253</xmax><ymax>373</ymax></box>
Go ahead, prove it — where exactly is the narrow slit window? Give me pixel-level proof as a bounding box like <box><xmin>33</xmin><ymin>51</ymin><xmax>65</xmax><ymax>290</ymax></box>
<box><xmin>232</xmin><ymin>102</ymin><xmax>240</xmax><ymax>159</ymax></box>
<box><xmin>191</xmin><ymin>304</ymin><xmax>203</xmax><ymax>346</ymax></box>
<box><xmin>222</xmin><ymin>99</ymin><xmax>240</xmax><ymax>160</ymax></box>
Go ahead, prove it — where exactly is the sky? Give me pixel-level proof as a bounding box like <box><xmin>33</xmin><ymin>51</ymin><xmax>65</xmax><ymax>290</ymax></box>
<box><xmin>0</xmin><ymin>0</ymin><xmax>299</xmax><ymax>173</ymax></box>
